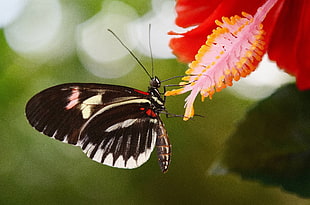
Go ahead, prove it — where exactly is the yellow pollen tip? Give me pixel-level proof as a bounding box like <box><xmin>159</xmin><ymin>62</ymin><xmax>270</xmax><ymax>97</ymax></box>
<box><xmin>165</xmin><ymin>88</ymin><xmax>184</xmax><ymax>96</ymax></box>
<box><xmin>183</xmin><ymin>106</ymin><xmax>194</xmax><ymax>121</ymax></box>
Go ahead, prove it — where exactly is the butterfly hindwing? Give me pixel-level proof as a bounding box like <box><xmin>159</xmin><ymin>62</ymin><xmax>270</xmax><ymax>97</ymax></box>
<box><xmin>25</xmin><ymin>83</ymin><xmax>171</xmax><ymax>171</ymax></box>
<box><xmin>79</xmin><ymin>103</ymin><xmax>159</xmax><ymax>169</ymax></box>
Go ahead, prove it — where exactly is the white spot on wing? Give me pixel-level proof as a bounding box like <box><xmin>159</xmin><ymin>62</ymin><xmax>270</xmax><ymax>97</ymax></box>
<box><xmin>51</xmin><ymin>130</ymin><xmax>58</xmax><ymax>139</ymax></box>
<box><xmin>62</xmin><ymin>135</ymin><xmax>69</xmax><ymax>143</ymax></box>
<box><xmin>126</xmin><ymin>156</ymin><xmax>138</xmax><ymax>169</ymax></box>
<box><xmin>42</xmin><ymin>125</ymin><xmax>47</xmax><ymax>133</ymax></box>
<box><xmin>103</xmin><ymin>153</ymin><xmax>114</xmax><ymax>166</ymax></box>
<box><xmin>81</xmin><ymin>94</ymin><xmax>103</xmax><ymax>119</ymax></box>
<box><xmin>105</xmin><ymin>118</ymin><xmax>138</xmax><ymax>132</ymax></box>
<box><xmin>150</xmin><ymin>118</ymin><xmax>158</xmax><ymax>124</ymax></box>
<box><xmin>122</xmin><ymin>118</ymin><xmax>138</xmax><ymax>128</ymax></box>
<box><xmin>82</xmin><ymin>94</ymin><xmax>103</xmax><ymax>105</ymax></box>
<box><xmin>114</xmin><ymin>156</ymin><xmax>125</xmax><ymax>168</ymax></box>
<box><xmin>136</xmin><ymin>128</ymin><xmax>157</xmax><ymax>167</ymax></box>
<box><xmin>84</xmin><ymin>143</ymin><xmax>96</xmax><ymax>156</ymax></box>
<box><xmin>137</xmin><ymin>146</ymin><xmax>155</xmax><ymax>166</ymax></box>
<box><xmin>81</xmin><ymin>108</ymin><xmax>92</xmax><ymax>119</ymax></box>
<box><xmin>137</xmin><ymin>152</ymin><xmax>147</xmax><ymax>166</ymax></box>
<box><xmin>105</xmin><ymin>123</ymin><xmax>120</xmax><ymax>132</ymax></box>
<box><xmin>92</xmin><ymin>147</ymin><xmax>104</xmax><ymax>163</ymax></box>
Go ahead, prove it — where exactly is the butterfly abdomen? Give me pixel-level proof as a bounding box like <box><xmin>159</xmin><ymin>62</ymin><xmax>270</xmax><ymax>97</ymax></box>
<box><xmin>155</xmin><ymin>122</ymin><xmax>171</xmax><ymax>173</ymax></box>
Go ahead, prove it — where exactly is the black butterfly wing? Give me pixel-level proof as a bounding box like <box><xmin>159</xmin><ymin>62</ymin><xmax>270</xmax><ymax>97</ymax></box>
<box><xmin>25</xmin><ymin>83</ymin><xmax>171</xmax><ymax>171</ymax></box>
<box><xmin>26</xmin><ymin>83</ymin><xmax>146</xmax><ymax>144</ymax></box>
<box><xmin>78</xmin><ymin>102</ymin><xmax>159</xmax><ymax>169</ymax></box>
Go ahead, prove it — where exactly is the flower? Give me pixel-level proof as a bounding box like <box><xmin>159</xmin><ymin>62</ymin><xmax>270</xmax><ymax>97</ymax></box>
<box><xmin>166</xmin><ymin>0</ymin><xmax>310</xmax><ymax>120</ymax></box>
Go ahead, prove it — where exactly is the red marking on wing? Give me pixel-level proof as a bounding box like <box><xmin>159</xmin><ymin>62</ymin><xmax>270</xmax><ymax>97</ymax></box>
<box><xmin>145</xmin><ymin>109</ymin><xmax>157</xmax><ymax>117</ymax></box>
<box><xmin>134</xmin><ymin>89</ymin><xmax>149</xmax><ymax>96</ymax></box>
<box><xmin>66</xmin><ymin>87</ymin><xmax>80</xmax><ymax>110</ymax></box>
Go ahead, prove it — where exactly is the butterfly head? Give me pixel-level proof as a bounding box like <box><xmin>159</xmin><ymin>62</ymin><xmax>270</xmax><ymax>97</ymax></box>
<box><xmin>149</xmin><ymin>76</ymin><xmax>161</xmax><ymax>89</ymax></box>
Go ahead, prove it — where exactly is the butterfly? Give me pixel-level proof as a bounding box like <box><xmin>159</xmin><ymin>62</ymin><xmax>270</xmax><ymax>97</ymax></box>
<box><xmin>25</xmin><ymin>76</ymin><xmax>171</xmax><ymax>173</ymax></box>
<box><xmin>25</xmin><ymin>28</ymin><xmax>172</xmax><ymax>173</ymax></box>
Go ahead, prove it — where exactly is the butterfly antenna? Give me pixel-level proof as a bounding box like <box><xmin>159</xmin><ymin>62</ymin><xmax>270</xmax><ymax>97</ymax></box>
<box><xmin>107</xmin><ymin>29</ymin><xmax>152</xmax><ymax>79</ymax></box>
<box><xmin>148</xmin><ymin>24</ymin><xmax>154</xmax><ymax>78</ymax></box>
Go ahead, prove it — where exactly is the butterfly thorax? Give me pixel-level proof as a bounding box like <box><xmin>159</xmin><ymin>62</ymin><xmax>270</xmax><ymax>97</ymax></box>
<box><xmin>148</xmin><ymin>77</ymin><xmax>165</xmax><ymax>113</ymax></box>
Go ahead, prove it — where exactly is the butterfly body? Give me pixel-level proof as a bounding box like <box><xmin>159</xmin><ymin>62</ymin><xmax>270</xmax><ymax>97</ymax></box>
<box><xmin>26</xmin><ymin>77</ymin><xmax>171</xmax><ymax>173</ymax></box>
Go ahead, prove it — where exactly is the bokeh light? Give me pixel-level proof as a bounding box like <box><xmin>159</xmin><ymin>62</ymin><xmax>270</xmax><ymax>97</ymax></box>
<box><xmin>4</xmin><ymin>0</ymin><xmax>83</xmax><ymax>64</ymax></box>
<box><xmin>4</xmin><ymin>0</ymin><xmax>62</xmax><ymax>59</ymax></box>
<box><xmin>228</xmin><ymin>55</ymin><xmax>295</xmax><ymax>100</ymax></box>
<box><xmin>76</xmin><ymin>1</ymin><xmax>139</xmax><ymax>78</ymax></box>
<box><xmin>129</xmin><ymin>0</ymin><xmax>178</xmax><ymax>59</ymax></box>
<box><xmin>0</xmin><ymin>0</ymin><xmax>28</xmax><ymax>27</ymax></box>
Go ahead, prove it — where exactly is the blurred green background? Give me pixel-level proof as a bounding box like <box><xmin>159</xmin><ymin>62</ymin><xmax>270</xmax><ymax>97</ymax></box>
<box><xmin>1</xmin><ymin>0</ymin><xmax>310</xmax><ymax>204</ymax></box>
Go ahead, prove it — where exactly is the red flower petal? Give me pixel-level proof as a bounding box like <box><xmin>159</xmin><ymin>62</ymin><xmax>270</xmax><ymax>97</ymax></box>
<box><xmin>268</xmin><ymin>0</ymin><xmax>310</xmax><ymax>90</ymax></box>
<box><xmin>174</xmin><ymin>0</ymin><xmax>223</xmax><ymax>28</ymax></box>
<box><xmin>296</xmin><ymin>4</ymin><xmax>310</xmax><ymax>90</ymax></box>
<box><xmin>171</xmin><ymin>0</ymin><xmax>267</xmax><ymax>62</ymax></box>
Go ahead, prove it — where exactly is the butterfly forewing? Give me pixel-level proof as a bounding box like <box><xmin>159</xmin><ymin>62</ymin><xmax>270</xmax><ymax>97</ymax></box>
<box><xmin>25</xmin><ymin>82</ymin><xmax>171</xmax><ymax>172</ymax></box>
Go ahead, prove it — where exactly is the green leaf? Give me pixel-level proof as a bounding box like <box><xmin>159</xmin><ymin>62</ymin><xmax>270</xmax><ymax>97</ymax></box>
<box><xmin>217</xmin><ymin>83</ymin><xmax>310</xmax><ymax>197</ymax></box>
